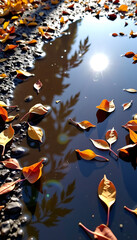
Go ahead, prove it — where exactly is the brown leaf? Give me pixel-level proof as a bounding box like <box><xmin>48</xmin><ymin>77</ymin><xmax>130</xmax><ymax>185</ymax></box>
<box><xmin>90</xmin><ymin>139</ymin><xmax>110</xmax><ymax>150</ymax></box>
<box><xmin>123</xmin><ymin>88</ymin><xmax>137</xmax><ymax>93</ymax></box>
<box><xmin>33</xmin><ymin>79</ymin><xmax>43</xmax><ymax>93</ymax></box>
<box><xmin>124</xmin><ymin>52</ymin><xmax>135</xmax><ymax>58</ymax></box>
<box><xmin>105</xmin><ymin>127</ymin><xmax>118</xmax><ymax>146</ymax></box>
<box><xmin>1</xmin><ymin>158</ymin><xmax>22</xmax><ymax>170</ymax></box>
<box><xmin>0</xmin><ymin>179</ymin><xmax>21</xmax><ymax>195</ymax></box>
<box><xmin>112</xmin><ymin>33</ymin><xmax>118</xmax><ymax>37</ymax></box>
<box><xmin>122</xmin><ymin>100</ymin><xmax>133</xmax><ymax>111</ymax></box>
<box><xmin>117</xmin><ymin>143</ymin><xmax>136</xmax><ymax>154</ymax></box>
<box><xmin>69</xmin><ymin>118</ymin><xmax>96</xmax><ymax>130</ymax></box>
<box><xmin>96</xmin><ymin>99</ymin><xmax>115</xmax><ymax>113</ymax></box>
<box><xmin>20</xmin><ymin>103</ymin><xmax>48</xmax><ymax>121</ymax></box>
<box><xmin>122</xmin><ymin>120</ymin><xmax>137</xmax><ymax>131</ymax></box>
<box><xmin>98</xmin><ymin>175</ymin><xmax>116</xmax><ymax>226</ymax></box>
<box><xmin>22</xmin><ymin>160</ymin><xmax>44</xmax><ymax>183</ymax></box>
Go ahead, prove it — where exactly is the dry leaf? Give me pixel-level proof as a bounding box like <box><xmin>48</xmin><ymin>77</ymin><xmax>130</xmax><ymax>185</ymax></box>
<box><xmin>3</xmin><ymin>44</ymin><xmax>18</xmax><ymax>51</ymax></box>
<box><xmin>0</xmin><ymin>205</ymin><xmax>4</xmax><ymax>210</ymax></box>
<box><xmin>122</xmin><ymin>120</ymin><xmax>137</xmax><ymax>131</ymax></box>
<box><xmin>98</xmin><ymin>175</ymin><xmax>116</xmax><ymax>226</ymax></box>
<box><xmin>123</xmin><ymin>88</ymin><xmax>137</xmax><ymax>93</ymax></box>
<box><xmin>90</xmin><ymin>139</ymin><xmax>110</xmax><ymax>150</ymax></box>
<box><xmin>0</xmin><ymin>74</ymin><xmax>8</xmax><ymax>79</ymax></box>
<box><xmin>0</xmin><ymin>106</ymin><xmax>8</xmax><ymax>121</ymax></box>
<box><xmin>129</xmin><ymin>128</ymin><xmax>137</xmax><ymax>143</ymax></box>
<box><xmin>0</xmin><ymin>58</ymin><xmax>7</xmax><ymax>63</ymax></box>
<box><xmin>20</xmin><ymin>103</ymin><xmax>48</xmax><ymax>121</ymax></box>
<box><xmin>0</xmin><ymin>124</ymin><xmax>14</xmax><ymax>155</ymax></box>
<box><xmin>118</xmin><ymin>4</ymin><xmax>128</xmax><ymax>12</ymax></box>
<box><xmin>124</xmin><ymin>52</ymin><xmax>135</xmax><ymax>58</ymax></box>
<box><xmin>122</xmin><ymin>100</ymin><xmax>133</xmax><ymax>111</ymax></box>
<box><xmin>28</xmin><ymin>124</ymin><xmax>43</xmax><ymax>142</ymax></box>
<box><xmin>105</xmin><ymin>127</ymin><xmax>118</xmax><ymax>146</ymax></box>
<box><xmin>51</xmin><ymin>0</ymin><xmax>59</xmax><ymax>5</ymax></box>
<box><xmin>124</xmin><ymin>206</ymin><xmax>137</xmax><ymax>215</ymax></box>
<box><xmin>75</xmin><ymin>149</ymin><xmax>109</xmax><ymax>161</ymax></box>
<box><xmin>1</xmin><ymin>158</ymin><xmax>22</xmax><ymax>170</ymax></box>
<box><xmin>133</xmin><ymin>54</ymin><xmax>137</xmax><ymax>61</ymax></box>
<box><xmin>117</xmin><ymin>143</ymin><xmax>136</xmax><ymax>153</ymax></box>
<box><xmin>133</xmin><ymin>114</ymin><xmax>137</xmax><ymax>120</ymax></box>
<box><xmin>33</xmin><ymin>79</ymin><xmax>43</xmax><ymax>93</ymax></box>
<box><xmin>112</xmin><ymin>33</ymin><xmax>118</xmax><ymax>37</ymax></box>
<box><xmin>6</xmin><ymin>114</ymin><xmax>19</xmax><ymax>123</ymax></box>
<box><xmin>69</xmin><ymin>118</ymin><xmax>96</xmax><ymax>130</ymax></box>
<box><xmin>0</xmin><ymin>179</ymin><xmax>21</xmax><ymax>195</ymax></box>
<box><xmin>3</xmin><ymin>21</ymin><xmax>10</xmax><ymax>29</ymax></box>
<box><xmin>16</xmin><ymin>69</ymin><xmax>34</xmax><ymax>78</ymax></box>
<box><xmin>79</xmin><ymin>223</ymin><xmax>117</xmax><ymax>240</ymax></box>
<box><xmin>96</xmin><ymin>99</ymin><xmax>115</xmax><ymax>113</ymax></box>
<box><xmin>22</xmin><ymin>160</ymin><xmax>44</xmax><ymax>183</ymax></box>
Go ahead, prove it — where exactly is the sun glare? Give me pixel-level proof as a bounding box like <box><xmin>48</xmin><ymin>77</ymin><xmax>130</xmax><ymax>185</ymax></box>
<box><xmin>90</xmin><ymin>53</ymin><xmax>109</xmax><ymax>72</ymax></box>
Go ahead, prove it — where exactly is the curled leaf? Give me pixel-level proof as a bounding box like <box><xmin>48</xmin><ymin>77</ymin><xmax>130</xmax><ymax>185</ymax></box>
<box><xmin>90</xmin><ymin>139</ymin><xmax>110</xmax><ymax>150</ymax></box>
<box><xmin>96</xmin><ymin>99</ymin><xmax>115</xmax><ymax>113</ymax></box>
<box><xmin>129</xmin><ymin>128</ymin><xmax>137</xmax><ymax>143</ymax></box>
<box><xmin>16</xmin><ymin>69</ymin><xmax>34</xmax><ymax>78</ymax></box>
<box><xmin>98</xmin><ymin>175</ymin><xmax>116</xmax><ymax>226</ymax></box>
<box><xmin>122</xmin><ymin>120</ymin><xmax>137</xmax><ymax>131</ymax></box>
<box><xmin>69</xmin><ymin>118</ymin><xmax>96</xmax><ymax>130</ymax></box>
<box><xmin>0</xmin><ymin>74</ymin><xmax>8</xmax><ymax>79</ymax></box>
<box><xmin>1</xmin><ymin>158</ymin><xmax>22</xmax><ymax>170</ymax></box>
<box><xmin>122</xmin><ymin>100</ymin><xmax>133</xmax><ymax>111</ymax></box>
<box><xmin>75</xmin><ymin>149</ymin><xmax>109</xmax><ymax>161</ymax></box>
<box><xmin>123</xmin><ymin>52</ymin><xmax>135</xmax><ymax>58</ymax></box>
<box><xmin>105</xmin><ymin>127</ymin><xmax>118</xmax><ymax>146</ymax></box>
<box><xmin>22</xmin><ymin>160</ymin><xmax>44</xmax><ymax>183</ymax></box>
<box><xmin>0</xmin><ymin>179</ymin><xmax>21</xmax><ymax>195</ymax></box>
<box><xmin>20</xmin><ymin>103</ymin><xmax>48</xmax><ymax>121</ymax></box>
<box><xmin>33</xmin><ymin>79</ymin><xmax>43</xmax><ymax>93</ymax></box>
<box><xmin>117</xmin><ymin>143</ymin><xmax>136</xmax><ymax>155</ymax></box>
<box><xmin>123</xmin><ymin>88</ymin><xmax>137</xmax><ymax>93</ymax></box>
<box><xmin>28</xmin><ymin>124</ymin><xmax>43</xmax><ymax>142</ymax></box>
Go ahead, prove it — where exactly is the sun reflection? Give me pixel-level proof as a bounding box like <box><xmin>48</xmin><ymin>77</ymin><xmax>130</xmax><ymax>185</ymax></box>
<box><xmin>90</xmin><ymin>53</ymin><xmax>109</xmax><ymax>72</ymax></box>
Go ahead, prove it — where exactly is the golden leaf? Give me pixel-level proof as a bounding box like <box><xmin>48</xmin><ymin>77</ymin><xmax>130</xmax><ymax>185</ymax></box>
<box><xmin>96</xmin><ymin>99</ymin><xmax>115</xmax><ymax>112</ymax></box>
<box><xmin>3</xmin><ymin>44</ymin><xmax>18</xmax><ymax>51</ymax></box>
<box><xmin>118</xmin><ymin>4</ymin><xmax>128</xmax><ymax>12</ymax></box>
<box><xmin>123</xmin><ymin>88</ymin><xmax>137</xmax><ymax>93</ymax></box>
<box><xmin>28</xmin><ymin>124</ymin><xmax>43</xmax><ymax>142</ymax></box>
<box><xmin>16</xmin><ymin>69</ymin><xmax>34</xmax><ymax>78</ymax></box>
<box><xmin>69</xmin><ymin>118</ymin><xmax>96</xmax><ymax>130</ymax></box>
<box><xmin>6</xmin><ymin>114</ymin><xmax>19</xmax><ymax>123</ymax></box>
<box><xmin>0</xmin><ymin>124</ymin><xmax>14</xmax><ymax>155</ymax></box>
<box><xmin>98</xmin><ymin>175</ymin><xmax>116</xmax><ymax>226</ymax></box>
<box><xmin>0</xmin><ymin>74</ymin><xmax>8</xmax><ymax>79</ymax></box>
<box><xmin>129</xmin><ymin>128</ymin><xmax>137</xmax><ymax>143</ymax></box>
<box><xmin>3</xmin><ymin>21</ymin><xmax>10</xmax><ymax>29</ymax></box>
<box><xmin>75</xmin><ymin>149</ymin><xmax>97</xmax><ymax>160</ymax></box>
<box><xmin>105</xmin><ymin>127</ymin><xmax>118</xmax><ymax>146</ymax></box>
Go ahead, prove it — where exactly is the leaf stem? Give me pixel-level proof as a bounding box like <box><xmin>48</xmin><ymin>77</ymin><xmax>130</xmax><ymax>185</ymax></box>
<box><xmin>96</xmin><ymin>154</ymin><xmax>109</xmax><ymax>162</ymax></box>
<box><xmin>20</xmin><ymin>112</ymin><xmax>29</xmax><ymax>121</ymax></box>
<box><xmin>107</xmin><ymin>206</ymin><xmax>110</xmax><ymax>226</ymax></box>
<box><xmin>68</xmin><ymin>118</ymin><xmax>77</xmax><ymax>127</ymax></box>
<box><xmin>124</xmin><ymin>206</ymin><xmax>133</xmax><ymax>213</ymax></box>
<box><xmin>7</xmin><ymin>105</ymin><xmax>18</xmax><ymax>108</ymax></box>
<box><xmin>109</xmin><ymin>148</ymin><xmax>118</xmax><ymax>159</ymax></box>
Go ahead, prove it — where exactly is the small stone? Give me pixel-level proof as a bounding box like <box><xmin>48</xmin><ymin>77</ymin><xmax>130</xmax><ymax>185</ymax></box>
<box><xmin>119</xmin><ymin>224</ymin><xmax>123</xmax><ymax>228</ymax></box>
<box><xmin>11</xmin><ymin>147</ymin><xmax>29</xmax><ymax>158</ymax></box>
<box><xmin>5</xmin><ymin>202</ymin><xmax>22</xmax><ymax>214</ymax></box>
<box><xmin>24</xmin><ymin>95</ymin><xmax>33</xmax><ymax>102</ymax></box>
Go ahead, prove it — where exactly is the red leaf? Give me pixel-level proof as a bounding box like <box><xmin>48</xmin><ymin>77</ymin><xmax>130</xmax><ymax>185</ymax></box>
<box><xmin>0</xmin><ymin>179</ymin><xmax>21</xmax><ymax>195</ymax></box>
<box><xmin>22</xmin><ymin>160</ymin><xmax>44</xmax><ymax>183</ymax></box>
<box><xmin>1</xmin><ymin>158</ymin><xmax>22</xmax><ymax>170</ymax></box>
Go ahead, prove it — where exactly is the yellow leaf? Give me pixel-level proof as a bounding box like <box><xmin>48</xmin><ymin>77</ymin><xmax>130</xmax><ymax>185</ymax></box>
<box><xmin>75</xmin><ymin>149</ymin><xmax>97</xmax><ymax>160</ymax></box>
<box><xmin>0</xmin><ymin>124</ymin><xmax>14</xmax><ymax>155</ymax></box>
<box><xmin>96</xmin><ymin>99</ymin><xmax>115</xmax><ymax>112</ymax></box>
<box><xmin>28</xmin><ymin>124</ymin><xmax>43</xmax><ymax>142</ymax></box>
<box><xmin>29</xmin><ymin>103</ymin><xmax>48</xmax><ymax>115</ymax></box>
<box><xmin>3</xmin><ymin>21</ymin><xmax>10</xmax><ymax>29</ymax></box>
<box><xmin>118</xmin><ymin>4</ymin><xmax>128</xmax><ymax>12</ymax></box>
<box><xmin>98</xmin><ymin>175</ymin><xmax>116</xmax><ymax>226</ymax></box>
<box><xmin>0</xmin><ymin>58</ymin><xmax>7</xmax><ymax>63</ymax></box>
<box><xmin>129</xmin><ymin>128</ymin><xmax>137</xmax><ymax>143</ymax></box>
<box><xmin>6</xmin><ymin>114</ymin><xmax>19</xmax><ymax>123</ymax></box>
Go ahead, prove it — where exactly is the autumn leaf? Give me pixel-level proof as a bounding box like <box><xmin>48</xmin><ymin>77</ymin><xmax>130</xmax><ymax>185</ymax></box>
<box><xmin>20</xmin><ymin>103</ymin><xmax>48</xmax><ymax>121</ymax></box>
<box><xmin>0</xmin><ymin>73</ymin><xmax>8</xmax><ymax>79</ymax></box>
<box><xmin>1</xmin><ymin>158</ymin><xmax>22</xmax><ymax>170</ymax></box>
<box><xmin>122</xmin><ymin>100</ymin><xmax>133</xmax><ymax>111</ymax></box>
<box><xmin>0</xmin><ymin>124</ymin><xmax>14</xmax><ymax>155</ymax></box>
<box><xmin>123</xmin><ymin>88</ymin><xmax>137</xmax><ymax>93</ymax></box>
<box><xmin>75</xmin><ymin>149</ymin><xmax>109</xmax><ymax>161</ymax></box>
<box><xmin>96</xmin><ymin>99</ymin><xmax>115</xmax><ymax>113</ymax></box>
<box><xmin>123</xmin><ymin>52</ymin><xmax>135</xmax><ymax>58</ymax></box>
<box><xmin>133</xmin><ymin>54</ymin><xmax>137</xmax><ymax>61</ymax></box>
<box><xmin>3</xmin><ymin>44</ymin><xmax>18</xmax><ymax>51</ymax></box>
<box><xmin>112</xmin><ymin>33</ymin><xmax>118</xmax><ymax>37</ymax></box>
<box><xmin>3</xmin><ymin>21</ymin><xmax>9</xmax><ymax>29</ymax></box>
<box><xmin>51</xmin><ymin>0</ymin><xmax>59</xmax><ymax>5</ymax></box>
<box><xmin>6</xmin><ymin>114</ymin><xmax>19</xmax><ymax>123</ymax></box>
<box><xmin>105</xmin><ymin>127</ymin><xmax>118</xmax><ymax>147</ymax></box>
<box><xmin>69</xmin><ymin>118</ymin><xmax>96</xmax><ymax>130</ymax></box>
<box><xmin>16</xmin><ymin>69</ymin><xmax>34</xmax><ymax>78</ymax></box>
<box><xmin>0</xmin><ymin>106</ymin><xmax>8</xmax><ymax>121</ymax></box>
<box><xmin>117</xmin><ymin>143</ymin><xmax>136</xmax><ymax>155</ymax></box>
<box><xmin>90</xmin><ymin>139</ymin><xmax>109</xmax><ymax>150</ymax></box>
<box><xmin>124</xmin><ymin>206</ymin><xmax>137</xmax><ymax>215</ymax></box>
<box><xmin>0</xmin><ymin>179</ymin><xmax>22</xmax><ymax>195</ymax></box>
<box><xmin>33</xmin><ymin>79</ymin><xmax>43</xmax><ymax>93</ymax></box>
<box><xmin>79</xmin><ymin>223</ymin><xmax>117</xmax><ymax>240</ymax></box>
<box><xmin>118</xmin><ymin>4</ymin><xmax>128</xmax><ymax>12</ymax></box>
<box><xmin>22</xmin><ymin>160</ymin><xmax>44</xmax><ymax>183</ymax></box>
<box><xmin>28</xmin><ymin>124</ymin><xmax>43</xmax><ymax>142</ymax></box>
<box><xmin>129</xmin><ymin>128</ymin><xmax>137</xmax><ymax>143</ymax></box>
<box><xmin>98</xmin><ymin>175</ymin><xmax>116</xmax><ymax>226</ymax></box>
<box><xmin>122</xmin><ymin>120</ymin><xmax>137</xmax><ymax>131</ymax></box>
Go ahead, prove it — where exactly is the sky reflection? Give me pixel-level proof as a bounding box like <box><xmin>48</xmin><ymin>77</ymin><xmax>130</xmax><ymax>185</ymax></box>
<box><xmin>90</xmin><ymin>53</ymin><xmax>109</xmax><ymax>72</ymax></box>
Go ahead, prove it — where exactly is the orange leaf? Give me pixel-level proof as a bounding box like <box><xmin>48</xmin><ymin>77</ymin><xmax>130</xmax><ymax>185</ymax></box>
<box><xmin>69</xmin><ymin>118</ymin><xmax>96</xmax><ymax>130</ymax></box>
<box><xmin>122</xmin><ymin>120</ymin><xmax>137</xmax><ymax>131</ymax></box>
<box><xmin>112</xmin><ymin>33</ymin><xmax>118</xmax><ymax>37</ymax></box>
<box><xmin>122</xmin><ymin>100</ymin><xmax>133</xmax><ymax>111</ymax></box>
<box><xmin>96</xmin><ymin>99</ymin><xmax>115</xmax><ymax>112</ymax></box>
<box><xmin>105</xmin><ymin>127</ymin><xmax>118</xmax><ymax>146</ymax></box>
<box><xmin>124</xmin><ymin>52</ymin><xmax>135</xmax><ymax>58</ymax></box>
<box><xmin>118</xmin><ymin>4</ymin><xmax>128</xmax><ymax>12</ymax></box>
<box><xmin>129</xmin><ymin>128</ymin><xmax>137</xmax><ymax>143</ymax></box>
<box><xmin>22</xmin><ymin>160</ymin><xmax>44</xmax><ymax>183</ymax></box>
<box><xmin>117</xmin><ymin>143</ymin><xmax>136</xmax><ymax>153</ymax></box>
<box><xmin>0</xmin><ymin>73</ymin><xmax>8</xmax><ymax>79</ymax></box>
<box><xmin>75</xmin><ymin>149</ymin><xmax>109</xmax><ymax>161</ymax></box>
<box><xmin>3</xmin><ymin>44</ymin><xmax>18</xmax><ymax>51</ymax></box>
<box><xmin>0</xmin><ymin>106</ymin><xmax>8</xmax><ymax>121</ymax></box>
<box><xmin>133</xmin><ymin>54</ymin><xmax>137</xmax><ymax>61</ymax></box>
<box><xmin>1</xmin><ymin>158</ymin><xmax>22</xmax><ymax>170</ymax></box>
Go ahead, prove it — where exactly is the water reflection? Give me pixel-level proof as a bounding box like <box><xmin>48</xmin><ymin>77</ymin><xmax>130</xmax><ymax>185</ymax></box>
<box><xmin>90</xmin><ymin>53</ymin><xmax>109</xmax><ymax>72</ymax></box>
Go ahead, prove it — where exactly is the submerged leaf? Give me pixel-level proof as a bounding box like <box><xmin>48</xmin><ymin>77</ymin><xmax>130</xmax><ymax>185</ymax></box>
<box><xmin>98</xmin><ymin>175</ymin><xmax>116</xmax><ymax>226</ymax></box>
<box><xmin>28</xmin><ymin>124</ymin><xmax>43</xmax><ymax>142</ymax></box>
<box><xmin>96</xmin><ymin>99</ymin><xmax>115</xmax><ymax>113</ymax></box>
<box><xmin>122</xmin><ymin>100</ymin><xmax>133</xmax><ymax>111</ymax></box>
<box><xmin>22</xmin><ymin>160</ymin><xmax>44</xmax><ymax>183</ymax></box>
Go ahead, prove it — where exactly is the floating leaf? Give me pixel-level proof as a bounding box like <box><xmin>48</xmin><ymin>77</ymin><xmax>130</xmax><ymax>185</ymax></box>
<box><xmin>122</xmin><ymin>100</ymin><xmax>133</xmax><ymax>111</ymax></box>
<box><xmin>20</xmin><ymin>103</ymin><xmax>48</xmax><ymax>121</ymax></box>
<box><xmin>0</xmin><ymin>124</ymin><xmax>14</xmax><ymax>155</ymax></box>
<box><xmin>129</xmin><ymin>128</ymin><xmax>137</xmax><ymax>143</ymax></box>
<box><xmin>1</xmin><ymin>158</ymin><xmax>22</xmax><ymax>170</ymax></box>
<box><xmin>98</xmin><ymin>175</ymin><xmax>116</xmax><ymax>226</ymax></box>
<box><xmin>6</xmin><ymin>114</ymin><xmax>19</xmax><ymax>123</ymax></box>
<box><xmin>0</xmin><ymin>179</ymin><xmax>21</xmax><ymax>195</ymax></box>
<box><xmin>33</xmin><ymin>79</ymin><xmax>43</xmax><ymax>93</ymax></box>
<box><xmin>105</xmin><ymin>127</ymin><xmax>118</xmax><ymax>146</ymax></box>
<box><xmin>117</xmin><ymin>143</ymin><xmax>136</xmax><ymax>154</ymax></box>
<box><xmin>123</xmin><ymin>52</ymin><xmax>135</xmax><ymax>58</ymax></box>
<box><xmin>124</xmin><ymin>206</ymin><xmax>137</xmax><ymax>215</ymax></box>
<box><xmin>118</xmin><ymin>4</ymin><xmax>128</xmax><ymax>12</ymax></box>
<box><xmin>112</xmin><ymin>33</ymin><xmax>118</xmax><ymax>37</ymax></box>
<box><xmin>3</xmin><ymin>44</ymin><xmax>18</xmax><ymax>51</ymax></box>
<box><xmin>133</xmin><ymin>54</ymin><xmax>137</xmax><ymax>61</ymax></box>
<box><xmin>96</xmin><ymin>99</ymin><xmax>115</xmax><ymax>113</ymax></box>
<box><xmin>28</xmin><ymin>124</ymin><xmax>43</xmax><ymax>142</ymax></box>
<box><xmin>22</xmin><ymin>160</ymin><xmax>44</xmax><ymax>183</ymax></box>
<box><xmin>79</xmin><ymin>223</ymin><xmax>117</xmax><ymax>240</ymax></box>
<box><xmin>16</xmin><ymin>69</ymin><xmax>34</xmax><ymax>78</ymax></box>
<box><xmin>75</xmin><ymin>149</ymin><xmax>109</xmax><ymax>161</ymax></box>
<box><xmin>69</xmin><ymin>118</ymin><xmax>96</xmax><ymax>130</ymax></box>
<box><xmin>122</xmin><ymin>120</ymin><xmax>137</xmax><ymax>131</ymax></box>
<box><xmin>123</xmin><ymin>88</ymin><xmax>137</xmax><ymax>93</ymax></box>
<box><xmin>0</xmin><ymin>106</ymin><xmax>8</xmax><ymax>121</ymax></box>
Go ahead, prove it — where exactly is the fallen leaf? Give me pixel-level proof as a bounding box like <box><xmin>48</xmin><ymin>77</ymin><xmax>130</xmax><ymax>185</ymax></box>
<box><xmin>118</xmin><ymin>4</ymin><xmax>128</xmax><ymax>12</ymax></box>
<box><xmin>20</xmin><ymin>103</ymin><xmax>48</xmax><ymax>121</ymax></box>
<box><xmin>16</xmin><ymin>69</ymin><xmax>34</xmax><ymax>78</ymax></box>
<box><xmin>69</xmin><ymin>118</ymin><xmax>96</xmax><ymax>130</ymax></box>
<box><xmin>27</xmin><ymin>39</ymin><xmax>37</xmax><ymax>45</ymax></box>
<box><xmin>129</xmin><ymin>128</ymin><xmax>137</xmax><ymax>143</ymax></box>
<box><xmin>112</xmin><ymin>33</ymin><xmax>118</xmax><ymax>37</ymax></box>
<box><xmin>27</xmin><ymin>22</ymin><xmax>38</xmax><ymax>26</ymax></box>
<box><xmin>90</xmin><ymin>139</ymin><xmax>110</xmax><ymax>150</ymax></box>
<box><xmin>28</xmin><ymin>124</ymin><xmax>43</xmax><ymax>142</ymax></box>
<box><xmin>108</xmin><ymin>13</ymin><xmax>117</xmax><ymax>21</ymax></box>
<box><xmin>133</xmin><ymin>54</ymin><xmax>137</xmax><ymax>61</ymax></box>
<box><xmin>123</xmin><ymin>52</ymin><xmax>135</xmax><ymax>58</ymax></box>
<box><xmin>3</xmin><ymin>44</ymin><xmax>18</xmax><ymax>51</ymax></box>
<box><xmin>6</xmin><ymin>114</ymin><xmax>19</xmax><ymax>122</ymax></box>
<box><xmin>0</xmin><ymin>74</ymin><xmax>8</xmax><ymax>79</ymax></box>
<box><xmin>98</xmin><ymin>175</ymin><xmax>116</xmax><ymax>226</ymax></box>
<box><xmin>96</xmin><ymin>99</ymin><xmax>115</xmax><ymax>113</ymax></box>
<box><xmin>79</xmin><ymin>223</ymin><xmax>117</xmax><ymax>240</ymax></box>
<box><xmin>0</xmin><ymin>124</ymin><xmax>14</xmax><ymax>155</ymax></box>
<box><xmin>1</xmin><ymin>158</ymin><xmax>22</xmax><ymax>170</ymax></box>
<box><xmin>3</xmin><ymin>21</ymin><xmax>10</xmax><ymax>29</ymax></box>
<box><xmin>123</xmin><ymin>88</ymin><xmax>137</xmax><ymax>93</ymax></box>
<box><xmin>75</xmin><ymin>149</ymin><xmax>109</xmax><ymax>161</ymax></box>
<box><xmin>117</xmin><ymin>143</ymin><xmax>136</xmax><ymax>153</ymax></box>
<box><xmin>133</xmin><ymin>114</ymin><xmax>137</xmax><ymax>120</ymax></box>
<box><xmin>33</xmin><ymin>79</ymin><xmax>43</xmax><ymax>93</ymax></box>
<box><xmin>22</xmin><ymin>160</ymin><xmax>44</xmax><ymax>183</ymax></box>
<box><xmin>122</xmin><ymin>100</ymin><xmax>133</xmax><ymax>111</ymax></box>
<box><xmin>0</xmin><ymin>58</ymin><xmax>7</xmax><ymax>63</ymax></box>
<box><xmin>0</xmin><ymin>106</ymin><xmax>8</xmax><ymax>121</ymax></box>
<box><xmin>0</xmin><ymin>179</ymin><xmax>21</xmax><ymax>195</ymax></box>
<box><xmin>105</xmin><ymin>127</ymin><xmax>118</xmax><ymax>146</ymax></box>
<box><xmin>51</xmin><ymin>0</ymin><xmax>59</xmax><ymax>4</ymax></box>
<box><xmin>122</xmin><ymin>120</ymin><xmax>137</xmax><ymax>131</ymax></box>
<box><xmin>124</xmin><ymin>206</ymin><xmax>137</xmax><ymax>215</ymax></box>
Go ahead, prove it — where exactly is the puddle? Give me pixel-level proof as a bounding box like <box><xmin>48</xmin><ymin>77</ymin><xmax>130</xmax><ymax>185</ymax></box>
<box><xmin>12</xmin><ymin>15</ymin><xmax>137</xmax><ymax>240</ymax></box>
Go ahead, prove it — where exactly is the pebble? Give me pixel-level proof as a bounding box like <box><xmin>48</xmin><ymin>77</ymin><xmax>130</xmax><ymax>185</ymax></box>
<box><xmin>11</xmin><ymin>147</ymin><xmax>29</xmax><ymax>158</ymax></box>
<box><xmin>24</xmin><ymin>95</ymin><xmax>33</xmax><ymax>102</ymax></box>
